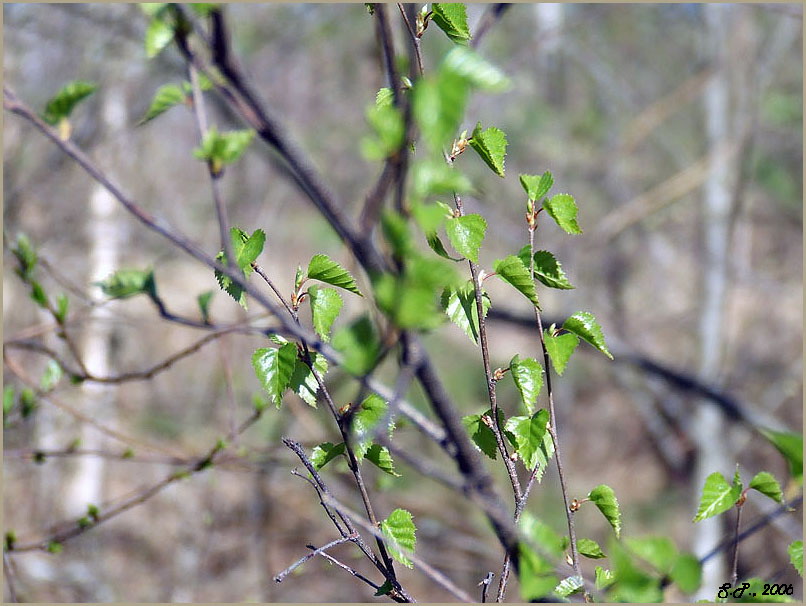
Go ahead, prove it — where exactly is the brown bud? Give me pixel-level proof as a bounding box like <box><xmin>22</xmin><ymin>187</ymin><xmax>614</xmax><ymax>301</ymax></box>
<box><xmin>569</xmin><ymin>498</ymin><xmax>581</xmax><ymax>512</ymax></box>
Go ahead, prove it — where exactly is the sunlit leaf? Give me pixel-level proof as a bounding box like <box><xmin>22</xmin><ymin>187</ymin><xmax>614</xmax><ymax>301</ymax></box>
<box><xmin>589</xmin><ymin>484</ymin><xmax>622</xmax><ymax>537</ymax></box>
<box><xmin>41</xmin><ymin>81</ymin><xmax>97</xmax><ymax>126</ymax></box>
<box><xmin>252</xmin><ymin>343</ymin><xmax>297</xmax><ymax>407</ymax></box>
<box><xmin>758</xmin><ymin>428</ymin><xmax>803</xmax><ymax>483</ymax></box>
<box><xmin>144</xmin><ymin>17</ymin><xmax>175</xmax><ymax>59</ymax></box>
<box><xmin>505</xmin><ymin>409</ymin><xmax>549</xmax><ymax>470</ymax></box>
<box><xmin>441</xmin><ymin>280</ymin><xmax>490</xmax><ymax>344</ymax></box>
<box><xmin>469</xmin><ymin>122</ymin><xmax>507</xmax><ymax>177</ymax></box>
<box><xmin>307</xmin><ymin>285</ymin><xmax>343</xmax><ymax>342</ymax></box>
<box><xmin>289</xmin><ymin>352</ymin><xmax>328</xmax><ymax>407</ymax></box>
<box><xmin>509</xmin><ymin>355</ymin><xmax>543</xmax><ymax>414</ymax></box>
<box><xmin>544</xmin><ymin>329</ymin><xmax>579</xmax><ymax>376</ymax></box>
<box><xmin>788</xmin><ymin>540</ymin><xmax>803</xmax><ymax>576</ymax></box>
<box><xmin>520</xmin><ymin>171</ymin><xmax>554</xmax><ymax>202</ymax></box>
<box><xmin>352</xmin><ymin>394</ymin><xmax>388</xmax><ymax>461</ymax></box>
<box><xmin>365</xmin><ymin>444</ymin><xmax>400</xmax><ymax>477</ymax></box>
<box><xmin>441</xmin><ymin>46</ymin><xmax>509</xmax><ymax>92</ymax></box>
<box><xmin>96</xmin><ymin>268</ymin><xmax>157</xmax><ymax>300</ymax></box>
<box><xmin>578</xmin><ymin>538</ymin><xmax>607</xmax><ymax>559</ymax></box>
<box><xmin>307</xmin><ymin>254</ymin><xmax>362</xmax><ymax>296</ymax></box>
<box><xmin>626</xmin><ymin>536</ymin><xmax>677</xmax><ymax>574</ymax></box>
<box><xmin>670</xmin><ymin>553</ymin><xmax>702</xmax><ymax>593</ymax></box>
<box><xmin>332</xmin><ymin>315</ymin><xmax>380</xmax><ymax>375</ymax></box>
<box><xmin>381</xmin><ymin>509</ymin><xmax>416</xmax><ymax>568</ymax></box>
<box><xmin>517</xmin><ymin>246</ymin><xmax>574</xmax><ymax>290</ymax></box>
<box><xmin>543</xmin><ymin>192</ymin><xmax>582</xmax><ymax>234</ymax></box>
<box><xmin>554</xmin><ymin>576</ymin><xmax>584</xmax><ymax>597</ymax></box>
<box><xmin>519</xmin><ymin>543</ymin><xmax>558</xmax><ymax>601</ymax></box>
<box><xmin>431</xmin><ymin>3</ymin><xmax>471</xmax><ymax>44</ymax></box>
<box><xmin>445</xmin><ymin>214</ymin><xmax>486</xmax><ymax>262</ymax></box>
<box><xmin>693</xmin><ymin>470</ymin><xmax>743</xmax><ymax>522</ymax></box>
<box><xmin>311</xmin><ymin>441</ymin><xmax>346</xmax><ymax>470</ymax></box>
<box><xmin>748</xmin><ymin>471</ymin><xmax>783</xmax><ymax>504</ymax></box>
<box><xmin>493</xmin><ymin>255</ymin><xmax>539</xmax><ymax>306</ymax></box>
<box><xmin>563</xmin><ymin>311</ymin><xmax>612</xmax><ymax>359</ymax></box>
<box><xmin>138</xmin><ymin>83</ymin><xmax>186</xmax><ymax>125</ymax></box>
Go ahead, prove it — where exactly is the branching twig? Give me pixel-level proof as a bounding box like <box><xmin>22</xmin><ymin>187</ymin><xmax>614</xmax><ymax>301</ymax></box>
<box><xmin>274</xmin><ymin>535</ymin><xmax>358</xmax><ymax>583</ymax></box>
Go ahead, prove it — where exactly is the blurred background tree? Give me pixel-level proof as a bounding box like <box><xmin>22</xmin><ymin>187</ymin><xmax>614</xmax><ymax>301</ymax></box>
<box><xmin>3</xmin><ymin>3</ymin><xmax>802</xmax><ymax>601</ymax></box>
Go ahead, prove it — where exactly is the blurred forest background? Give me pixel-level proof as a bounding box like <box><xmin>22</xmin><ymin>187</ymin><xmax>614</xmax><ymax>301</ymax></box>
<box><xmin>3</xmin><ymin>3</ymin><xmax>802</xmax><ymax>602</ymax></box>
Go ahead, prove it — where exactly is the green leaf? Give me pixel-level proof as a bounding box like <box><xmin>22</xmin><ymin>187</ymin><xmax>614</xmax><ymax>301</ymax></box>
<box><xmin>307</xmin><ymin>286</ymin><xmax>343</xmax><ymax>342</ymax></box>
<box><xmin>55</xmin><ymin>293</ymin><xmax>69</xmax><ymax>324</ymax></box>
<box><xmin>543</xmin><ymin>329</ymin><xmax>579</xmax><ymax>375</ymax></box>
<box><xmin>197</xmin><ymin>291</ymin><xmax>213</xmax><ymax>324</ymax></box>
<box><xmin>30</xmin><ymin>281</ymin><xmax>48</xmax><ymax>309</ymax></box>
<box><xmin>362</xmin><ymin>102</ymin><xmax>405</xmax><ymax>160</ymax></box>
<box><xmin>375</xmin><ymin>87</ymin><xmax>393</xmax><ymax>108</ymax></box>
<box><xmin>607</xmin><ymin>538</ymin><xmax>663</xmax><ymax>602</ymax></box>
<box><xmin>468</xmin><ymin>122</ymin><xmax>507</xmax><ymax>177</ymax></box>
<box><xmin>289</xmin><ymin>353</ymin><xmax>328</xmax><ymax>407</ymax></box>
<box><xmin>462</xmin><ymin>411</ymin><xmax>498</xmax><ymax>459</ymax></box>
<box><xmin>594</xmin><ymin>566</ymin><xmax>615</xmax><ymax>591</ymax></box>
<box><xmin>505</xmin><ymin>409</ymin><xmax>550</xmax><ymax>470</ymax></box>
<box><xmin>758</xmin><ymin>428</ymin><xmax>803</xmax><ymax>482</ymax></box>
<box><xmin>563</xmin><ymin>312</ymin><xmax>613</xmax><ymax>359</ymax></box>
<box><xmin>96</xmin><ymin>269</ymin><xmax>157</xmax><ymax>300</ymax></box>
<box><xmin>426</xmin><ymin>232</ymin><xmax>462</xmax><ymax>261</ymax></box>
<box><xmin>311</xmin><ymin>441</ymin><xmax>346</xmax><ymax>471</ymax></box>
<box><xmin>411</xmin><ymin>158</ymin><xmax>473</xmax><ymax>198</ymax></box>
<box><xmin>374</xmin><ymin>580</ymin><xmax>393</xmax><ymax>597</ymax></box>
<box><xmin>445</xmin><ymin>214</ymin><xmax>486</xmax><ymax>262</ymax></box>
<box><xmin>3</xmin><ymin>386</ymin><xmax>15</xmax><ymax>419</ymax></box>
<box><xmin>589</xmin><ymin>484</ymin><xmax>622</xmax><ymax>537</ymax></box>
<box><xmin>554</xmin><ymin>576</ymin><xmax>584</xmax><ymax>598</ymax></box>
<box><xmin>626</xmin><ymin>536</ymin><xmax>677</xmax><ymax>574</ymax></box>
<box><xmin>381</xmin><ymin>211</ymin><xmax>413</xmax><ymax>258</ymax></box>
<box><xmin>670</xmin><ymin>553</ymin><xmax>702</xmax><ymax>593</ymax></box>
<box><xmin>19</xmin><ymin>388</ymin><xmax>37</xmax><ymax>418</ymax></box>
<box><xmin>39</xmin><ymin>360</ymin><xmax>62</xmax><ymax>392</ymax></box>
<box><xmin>493</xmin><ymin>255</ymin><xmax>539</xmax><ymax>306</ymax></box>
<box><xmin>519</xmin><ymin>544</ymin><xmax>558</xmax><ymax>601</ymax></box>
<box><xmin>517</xmin><ymin>247</ymin><xmax>574</xmax><ymax>290</ymax></box>
<box><xmin>509</xmin><ymin>355</ymin><xmax>543</xmax><ymax>414</ymax></box>
<box><xmin>11</xmin><ymin>233</ymin><xmax>38</xmax><ymax>280</ymax></box>
<box><xmin>748</xmin><ymin>471</ymin><xmax>783</xmax><ymax>504</ymax></box>
<box><xmin>214</xmin><ymin>228</ymin><xmax>264</xmax><ymax>309</ymax></box>
<box><xmin>193</xmin><ymin>127</ymin><xmax>256</xmax><ymax>169</ymax></box>
<box><xmin>519</xmin><ymin>512</ymin><xmax>566</xmax><ymax>559</ymax></box>
<box><xmin>412</xmin><ymin>71</ymin><xmax>469</xmax><ymax>153</ymax></box>
<box><xmin>788</xmin><ymin>540</ymin><xmax>803</xmax><ymax>576</ymax></box>
<box><xmin>41</xmin><ymin>81</ymin><xmax>97</xmax><ymax>125</ymax></box>
<box><xmin>138</xmin><ymin>84</ymin><xmax>186</xmax><ymax>125</ymax></box>
<box><xmin>144</xmin><ymin>17</ymin><xmax>175</xmax><ymax>59</ymax></box>
<box><xmin>332</xmin><ymin>315</ymin><xmax>380</xmax><ymax>375</ymax></box>
<box><xmin>543</xmin><ymin>193</ymin><xmax>582</xmax><ymax>234</ymax></box>
<box><xmin>307</xmin><ymin>254</ymin><xmax>362</xmax><ymax>296</ymax></box>
<box><xmin>364</xmin><ymin>444</ymin><xmax>400</xmax><ymax>477</ymax></box>
<box><xmin>252</xmin><ymin>343</ymin><xmax>297</xmax><ymax>407</ymax></box>
<box><xmin>430</xmin><ymin>3</ymin><xmax>471</xmax><ymax>44</ymax></box>
<box><xmin>441</xmin><ymin>281</ymin><xmax>490</xmax><ymax>344</ymax></box>
<box><xmin>380</xmin><ymin>509</ymin><xmax>416</xmax><ymax>569</ymax></box>
<box><xmin>46</xmin><ymin>541</ymin><xmax>63</xmax><ymax>554</ymax></box>
<box><xmin>441</xmin><ymin>46</ymin><xmax>510</xmax><ymax>92</ymax></box>
<box><xmin>294</xmin><ymin>266</ymin><xmax>306</xmax><ymax>293</ymax></box>
<box><xmin>352</xmin><ymin>394</ymin><xmax>388</xmax><ymax>461</ymax></box>
<box><xmin>520</xmin><ymin>171</ymin><xmax>554</xmax><ymax>202</ymax></box>
<box><xmin>578</xmin><ymin>538</ymin><xmax>607</xmax><ymax>559</ymax></box>
<box><xmin>693</xmin><ymin>470</ymin><xmax>743</xmax><ymax>522</ymax></box>
<box><xmin>412</xmin><ymin>200</ymin><xmax>453</xmax><ymax>235</ymax></box>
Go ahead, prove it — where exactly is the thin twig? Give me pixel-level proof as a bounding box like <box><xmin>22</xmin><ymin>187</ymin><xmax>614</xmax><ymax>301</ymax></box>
<box><xmin>731</xmin><ymin>501</ymin><xmax>743</xmax><ymax>587</ymax></box>
<box><xmin>397</xmin><ymin>4</ymin><xmax>424</xmax><ymax>77</ymax></box>
<box><xmin>316</xmin><ymin>549</ymin><xmax>382</xmax><ymax>592</ymax></box>
<box><xmin>479</xmin><ymin>571</ymin><xmax>494</xmax><ymax>603</ymax></box>
<box><xmin>3</xmin><ymin>553</ymin><xmax>19</xmax><ymax>603</ymax></box>
<box><xmin>274</xmin><ymin>535</ymin><xmax>357</xmax><ymax>583</ymax></box>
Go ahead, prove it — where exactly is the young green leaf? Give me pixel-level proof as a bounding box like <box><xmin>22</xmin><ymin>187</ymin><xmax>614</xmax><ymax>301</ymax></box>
<box><xmin>758</xmin><ymin>427</ymin><xmax>803</xmax><ymax>482</ymax></box>
<box><xmin>594</xmin><ymin>566</ymin><xmax>615</xmax><ymax>591</ymax></box>
<box><xmin>578</xmin><ymin>538</ymin><xmax>607</xmax><ymax>559</ymax></box>
<box><xmin>562</xmin><ymin>312</ymin><xmax>613</xmax><ymax>359</ymax></box>
<box><xmin>519</xmin><ymin>544</ymin><xmax>558</xmax><ymax>602</ymax></box>
<box><xmin>30</xmin><ymin>281</ymin><xmax>48</xmax><ymax>309</ymax></box>
<box><xmin>412</xmin><ymin>72</ymin><xmax>469</xmax><ymax>153</ymax></box>
<box><xmin>55</xmin><ymin>293</ymin><xmax>69</xmax><ymax>324</ymax></box>
<box><xmin>543</xmin><ymin>329</ymin><xmax>579</xmax><ymax>375</ymax></box>
<box><xmin>364</xmin><ymin>444</ymin><xmax>401</xmax><ymax>477</ymax></box>
<box><xmin>462</xmin><ymin>411</ymin><xmax>498</xmax><ymax>459</ymax></box>
<box><xmin>426</xmin><ymin>232</ymin><xmax>462</xmax><ymax>261</ymax></box>
<box><xmin>493</xmin><ymin>255</ymin><xmax>539</xmax><ymax>306</ymax></box>
<box><xmin>41</xmin><ymin>81</ymin><xmax>97</xmax><ymax>125</ymax></box>
<box><xmin>96</xmin><ymin>269</ymin><xmax>157</xmax><ymax>300</ymax></box>
<box><xmin>380</xmin><ymin>509</ymin><xmax>417</xmax><ymax>568</ymax></box>
<box><xmin>445</xmin><ymin>214</ymin><xmax>486</xmax><ymax>262</ymax></box>
<box><xmin>138</xmin><ymin>84</ymin><xmax>186</xmax><ymax>125</ymax></box>
<box><xmin>441</xmin><ymin>281</ymin><xmax>490</xmax><ymax>344</ymax></box>
<box><xmin>505</xmin><ymin>409</ymin><xmax>550</xmax><ymax>470</ymax></box>
<box><xmin>288</xmin><ymin>353</ymin><xmax>328</xmax><ymax>407</ymax></box>
<box><xmin>411</xmin><ymin>158</ymin><xmax>473</xmax><ymax>198</ymax></box>
<box><xmin>411</xmin><ymin>200</ymin><xmax>453</xmax><ymax>235</ymax></box>
<box><xmin>589</xmin><ymin>484</ymin><xmax>622</xmax><ymax>537</ymax></box>
<box><xmin>352</xmin><ymin>394</ymin><xmax>388</xmax><ymax>460</ymax></box>
<box><xmin>361</xmin><ymin>102</ymin><xmax>405</xmax><ymax>160</ymax></box>
<box><xmin>626</xmin><ymin>536</ymin><xmax>677</xmax><ymax>574</ymax></box>
<box><xmin>509</xmin><ymin>355</ymin><xmax>543</xmax><ymax>414</ymax></box>
<box><xmin>519</xmin><ymin>512</ymin><xmax>566</xmax><ymax>559</ymax></box>
<box><xmin>468</xmin><ymin>122</ymin><xmax>507</xmax><ymax>177</ymax></box>
<box><xmin>332</xmin><ymin>315</ymin><xmax>380</xmax><ymax>375</ymax></box>
<box><xmin>11</xmin><ymin>233</ymin><xmax>37</xmax><ymax>280</ymax></box>
<box><xmin>441</xmin><ymin>46</ymin><xmax>510</xmax><ymax>92</ymax></box>
<box><xmin>788</xmin><ymin>540</ymin><xmax>803</xmax><ymax>576</ymax></box>
<box><xmin>39</xmin><ymin>360</ymin><xmax>62</xmax><ymax>392</ymax></box>
<box><xmin>748</xmin><ymin>471</ymin><xmax>783</xmax><ymax>504</ymax></box>
<box><xmin>375</xmin><ymin>87</ymin><xmax>393</xmax><ymax>108</ymax></box>
<box><xmin>374</xmin><ymin>580</ymin><xmax>394</xmax><ymax>597</ymax></box>
<box><xmin>252</xmin><ymin>343</ymin><xmax>297</xmax><ymax>407</ymax></box>
<box><xmin>144</xmin><ymin>16</ymin><xmax>175</xmax><ymax>59</ymax></box>
<box><xmin>307</xmin><ymin>285</ymin><xmax>343</xmax><ymax>342</ymax></box>
<box><xmin>307</xmin><ymin>254</ymin><xmax>362</xmax><ymax>296</ymax></box>
<box><xmin>693</xmin><ymin>470</ymin><xmax>743</xmax><ymax>522</ymax></box>
<box><xmin>670</xmin><ymin>553</ymin><xmax>702</xmax><ymax>593</ymax></box>
<box><xmin>607</xmin><ymin>538</ymin><xmax>663</xmax><ymax>602</ymax></box>
<box><xmin>193</xmin><ymin>127</ymin><xmax>256</xmax><ymax>173</ymax></box>
<box><xmin>554</xmin><ymin>576</ymin><xmax>584</xmax><ymax>598</ymax></box>
<box><xmin>3</xmin><ymin>386</ymin><xmax>15</xmax><ymax>420</ymax></box>
<box><xmin>520</xmin><ymin>171</ymin><xmax>554</xmax><ymax>202</ymax></box>
<box><xmin>311</xmin><ymin>441</ymin><xmax>346</xmax><ymax>471</ymax></box>
<box><xmin>430</xmin><ymin>3</ymin><xmax>471</xmax><ymax>44</ymax></box>
<box><xmin>214</xmin><ymin>228</ymin><xmax>264</xmax><ymax>308</ymax></box>
<box><xmin>543</xmin><ymin>193</ymin><xmax>582</xmax><ymax>234</ymax></box>
<box><xmin>516</xmin><ymin>247</ymin><xmax>575</xmax><ymax>290</ymax></box>
<box><xmin>197</xmin><ymin>291</ymin><xmax>213</xmax><ymax>324</ymax></box>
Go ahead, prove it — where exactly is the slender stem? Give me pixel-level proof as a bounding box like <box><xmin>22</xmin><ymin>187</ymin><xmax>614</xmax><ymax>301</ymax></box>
<box><xmin>315</xmin><ymin>550</ymin><xmax>382</xmax><ymax>592</ymax></box>
<box><xmin>453</xmin><ymin>193</ymin><xmax>522</xmax><ymax>503</ymax></box>
<box><xmin>731</xmin><ymin>501</ymin><xmax>743</xmax><ymax>586</ymax></box>
<box><xmin>274</xmin><ymin>535</ymin><xmax>357</xmax><ymax>583</ymax></box>
<box><xmin>397</xmin><ymin>4</ymin><xmax>424</xmax><ymax>77</ymax></box>
<box><xmin>3</xmin><ymin>553</ymin><xmax>19</xmax><ymax>603</ymax></box>
<box><xmin>252</xmin><ymin>263</ymin><xmax>297</xmax><ymax>319</ymax></box>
